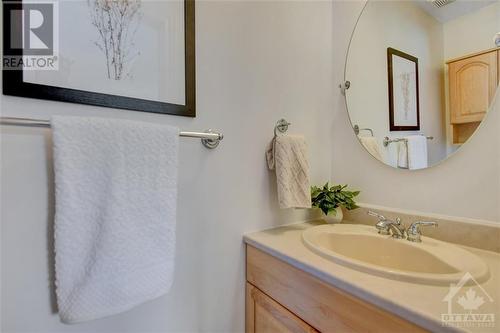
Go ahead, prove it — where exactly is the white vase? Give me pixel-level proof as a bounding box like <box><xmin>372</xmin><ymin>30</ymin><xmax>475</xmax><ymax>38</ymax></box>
<box><xmin>323</xmin><ymin>207</ymin><xmax>343</xmax><ymax>224</ymax></box>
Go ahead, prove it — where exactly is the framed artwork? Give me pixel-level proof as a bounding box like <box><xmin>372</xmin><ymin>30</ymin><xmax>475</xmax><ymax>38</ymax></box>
<box><xmin>2</xmin><ymin>0</ymin><xmax>195</xmax><ymax>117</ymax></box>
<box><xmin>387</xmin><ymin>47</ymin><xmax>420</xmax><ymax>131</ymax></box>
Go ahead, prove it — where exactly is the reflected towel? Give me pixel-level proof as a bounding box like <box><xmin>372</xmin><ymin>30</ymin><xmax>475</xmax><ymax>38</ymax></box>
<box><xmin>358</xmin><ymin>137</ymin><xmax>383</xmax><ymax>162</ymax></box>
<box><xmin>52</xmin><ymin>116</ymin><xmax>179</xmax><ymax>323</ymax></box>
<box><xmin>397</xmin><ymin>135</ymin><xmax>428</xmax><ymax>170</ymax></box>
<box><xmin>266</xmin><ymin>135</ymin><xmax>311</xmax><ymax>209</ymax></box>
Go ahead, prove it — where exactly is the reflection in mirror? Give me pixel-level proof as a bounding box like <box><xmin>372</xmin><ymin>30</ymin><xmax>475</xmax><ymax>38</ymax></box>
<box><xmin>345</xmin><ymin>0</ymin><xmax>499</xmax><ymax>170</ymax></box>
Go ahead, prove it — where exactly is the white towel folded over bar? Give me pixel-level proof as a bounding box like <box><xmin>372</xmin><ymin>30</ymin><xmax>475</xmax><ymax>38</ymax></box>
<box><xmin>398</xmin><ymin>135</ymin><xmax>428</xmax><ymax>170</ymax></box>
<box><xmin>52</xmin><ymin>116</ymin><xmax>179</xmax><ymax>323</ymax></box>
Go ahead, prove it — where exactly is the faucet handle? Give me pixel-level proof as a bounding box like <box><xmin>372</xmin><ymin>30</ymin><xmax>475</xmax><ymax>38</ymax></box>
<box><xmin>407</xmin><ymin>221</ymin><xmax>437</xmax><ymax>242</ymax></box>
<box><xmin>368</xmin><ymin>211</ymin><xmax>388</xmax><ymax>235</ymax></box>
<box><xmin>369</xmin><ymin>210</ymin><xmax>403</xmax><ymax>235</ymax></box>
<box><xmin>367</xmin><ymin>210</ymin><xmax>386</xmax><ymax>221</ymax></box>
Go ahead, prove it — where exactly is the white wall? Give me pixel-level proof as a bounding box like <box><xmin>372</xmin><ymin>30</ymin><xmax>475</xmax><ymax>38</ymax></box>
<box><xmin>443</xmin><ymin>2</ymin><xmax>500</xmax><ymax>60</ymax></box>
<box><xmin>332</xmin><ymin>1</ymin><xmax>500</xmax><ymax>223</ymax></box>
<box><xmin>0</xmin><ymin>1</ymin><xmax>333</xmax><ymax>332</ymax></box>
<box><xmin>347</xmin><ymin>0</ymin><xmax>446</xmax><ymax>167</ymax></box>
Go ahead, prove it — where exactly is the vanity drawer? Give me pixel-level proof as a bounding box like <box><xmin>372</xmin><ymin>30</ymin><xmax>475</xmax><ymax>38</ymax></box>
<box><xmin>246</xmin><ymin>245</ymin><xmax>427</xmax><ymax>333</ymax></box>
<box><xmin>246</xmin><ymin>283</ymin><xmax>319</xmax><ymax>333</ymax></box>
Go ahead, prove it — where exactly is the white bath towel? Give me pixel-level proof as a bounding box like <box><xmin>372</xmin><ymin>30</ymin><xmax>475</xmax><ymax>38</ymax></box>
<box><xmin>358</xmin><ymin>136</ymin><xmax>383</xmax><ymax>162</ymax></box>
<box><xmin>51</xmin><ymin>116</ymin><xmax>179</xmax><ymax>323</ymax></box>
<box><xmin>266</xmin><ymin>135</ymin><xmax>311</xmax><ymax>209</ymax></box>
<box><xmin>397</xmin><ymin>135</ymin><xmax>428</xmax><ymax>170</ymax></box>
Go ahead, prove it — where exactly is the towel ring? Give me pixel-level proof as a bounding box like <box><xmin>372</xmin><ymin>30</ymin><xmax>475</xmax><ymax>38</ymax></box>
<box><xmin>274</xmin><ymin>119</ymin><xmax>291</xmax><ymax>137</ymax></box>
<box><xmin>271</xmin><ymin>118</ymin><xmax>291</xmax><ymax>163</ymax></box>
<box><xmin>353</xmin><ymin>125</ymin><xmax>374</xmax><ymax>137</ymax></box>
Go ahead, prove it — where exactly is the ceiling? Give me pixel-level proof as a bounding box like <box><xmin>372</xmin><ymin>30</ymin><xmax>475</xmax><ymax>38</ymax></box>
<box><xmin>413</xmin><ymin>0</ymin><xmax>497</xmax><ymax>23</ymax></box>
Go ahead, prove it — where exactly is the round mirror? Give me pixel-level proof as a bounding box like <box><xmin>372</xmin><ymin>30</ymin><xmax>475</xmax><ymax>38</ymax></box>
<box><xmin>345</xmin><ymin>0</ymin><xmax>499</xmax><ymax>170</ymax></box>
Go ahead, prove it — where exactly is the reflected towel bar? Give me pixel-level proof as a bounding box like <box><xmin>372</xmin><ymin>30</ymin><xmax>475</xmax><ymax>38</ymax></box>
<box><xmin>0</xmin><ymin>117</ymin><xmax>224</xmax><ymax>149</ymax></box>
<box><xmin>383</xmin><ymin>136</ymin><xmax>433</xmax><ymax>147</ymax></box>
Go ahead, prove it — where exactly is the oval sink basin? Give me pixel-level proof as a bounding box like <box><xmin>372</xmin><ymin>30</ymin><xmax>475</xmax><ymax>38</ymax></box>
<box><xmin>302</xmin><ymin>224</ymin><xmax>489</xmax><ymax>285</ymax></box>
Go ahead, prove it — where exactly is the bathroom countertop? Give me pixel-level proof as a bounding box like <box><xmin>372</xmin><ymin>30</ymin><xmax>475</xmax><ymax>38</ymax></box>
<box><xmin>243</xmin><ymin>220</ymin><xmax>500</xmax><ymax>333</ymax></box>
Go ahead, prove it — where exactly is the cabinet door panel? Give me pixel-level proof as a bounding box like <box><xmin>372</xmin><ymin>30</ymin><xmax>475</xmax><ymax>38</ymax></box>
<box><xmin>246</xmin><ymin>283</ymin><xmax>318</xmax><ymax>333</ymax></box>
<box><xmin>449</xmin><ymin>51</ymin><xmax>497</xmax><ymax>124</ymax></box>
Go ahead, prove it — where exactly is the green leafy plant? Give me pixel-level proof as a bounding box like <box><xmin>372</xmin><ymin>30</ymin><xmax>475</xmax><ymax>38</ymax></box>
<box><xmin>311</xmin><ymin>183</ymin><xmax>360</xmax><ymax>216</ymax></box>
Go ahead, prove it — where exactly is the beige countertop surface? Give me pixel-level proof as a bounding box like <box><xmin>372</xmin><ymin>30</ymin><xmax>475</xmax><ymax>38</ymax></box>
<box><xmin>243</xmin><ymin>220</ymin><xmax>500</xmax><ymax>333</ymax></box>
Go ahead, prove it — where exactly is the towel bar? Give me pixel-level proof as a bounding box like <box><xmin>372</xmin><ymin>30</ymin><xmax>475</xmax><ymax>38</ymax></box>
<box><xmin>383</xmin><ymin>136</ymin><xmax>433</xmax><ymax>147</ymax></box>
<box><xmin>0</xmin><ymin>117</ymin><xmax>223</xmax><ymax>149</ymax></box>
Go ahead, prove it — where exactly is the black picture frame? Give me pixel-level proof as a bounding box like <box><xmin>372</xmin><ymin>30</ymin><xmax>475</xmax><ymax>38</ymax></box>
<box><xmin>2</xmin><ymin>0</ymin><xmax>196</xmax><ymax>117</ymax></box>
<box><xmin>387</xmin><ymin>47</ymin><xmax>420</xmax><ymax>131</ymax></box>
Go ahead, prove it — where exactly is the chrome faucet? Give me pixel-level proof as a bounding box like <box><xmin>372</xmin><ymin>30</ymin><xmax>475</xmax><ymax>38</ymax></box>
<box><xmin>367</xmin><ymin>211</ymin><xmax>406</xmax><ymax>239</ymax></box>
<box><xmin>407</xmin><ymin>221</ymin><xmax>438</xmax><ymax>242</ymax></box>
<box><xmin>368</xmin><ymin>211</ymin><xmax>438</xmax><ymax>242</ymax></box>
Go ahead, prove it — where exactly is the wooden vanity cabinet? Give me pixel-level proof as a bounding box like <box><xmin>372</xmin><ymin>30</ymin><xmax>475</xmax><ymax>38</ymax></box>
<box><xmin>447</xmin><ymin>48</ymin><xmax>498</xmax><ymax>144</ymax></box>
<box><xmin>246</xmin><ymin>283</ymin><xmax>318</xmax><ymax>333</ymax></box>
<box><xmin>246</xmin><ymin>245</ymin><xmax>428</xmax><ymax>333</ymax></box>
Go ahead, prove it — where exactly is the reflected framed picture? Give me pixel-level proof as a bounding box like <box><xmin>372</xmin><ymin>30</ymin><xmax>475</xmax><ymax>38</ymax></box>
<box><xmin>387</xmin><ymin>47</ymin><xmax>419</xmax><ymax>131</ymax></box>
<box><xmin>3</xmin><ymin>0</ymin><xmax>195</xmax><ymax>117</ymax></box>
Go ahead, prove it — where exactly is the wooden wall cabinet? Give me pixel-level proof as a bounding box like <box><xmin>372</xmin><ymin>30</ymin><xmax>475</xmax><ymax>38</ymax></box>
<box><xmin>447</xmin><ymin>48</ymin><xmax>498</xmax><ymax>144</ymax></box>
<box><xmin>246</xmin><ymin>245</ymin><xmax>427</xmax><ymax>333</ymax></box>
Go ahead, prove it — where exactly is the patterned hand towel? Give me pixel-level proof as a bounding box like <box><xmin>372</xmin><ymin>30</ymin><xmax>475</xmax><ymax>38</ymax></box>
<box><xmin>266</xmin><ymin>135</ymin><xmax>311</xmax><ymax>209</ymax></box>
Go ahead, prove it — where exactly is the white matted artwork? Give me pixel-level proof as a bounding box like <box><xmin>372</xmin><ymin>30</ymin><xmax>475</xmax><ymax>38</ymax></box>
<box><xmin>387</xmin><ymin>47</ymin><xmax>420</xmax><ymax>131</ymax></box>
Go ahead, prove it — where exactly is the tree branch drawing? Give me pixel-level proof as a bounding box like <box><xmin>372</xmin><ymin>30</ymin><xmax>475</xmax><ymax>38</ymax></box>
<box><xmin>87</xmin><ymin>0</ymin><xmax>142</xmax><ymax>80</ymax></box>
<box><xmin>399</xmin><ymin>72</ymin><xmax>411</xmax><ymax>120</ymax></box>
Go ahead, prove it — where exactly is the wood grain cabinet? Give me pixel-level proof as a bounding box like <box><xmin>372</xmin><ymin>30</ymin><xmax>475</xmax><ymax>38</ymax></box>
<box><xmin>447</xmin><ymin>48</ymin><xmax>498</xmax><ymax>144</ymax></box>
<box><xmin>246</xmin><ymin>245</ymin><xmax>428</xmax><ymax>333</ymax></box>
<box><xmin>246</xmin><ymin>283</ymin><xmax>318</xmax><ymax>333</ymax></box>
